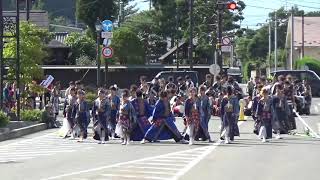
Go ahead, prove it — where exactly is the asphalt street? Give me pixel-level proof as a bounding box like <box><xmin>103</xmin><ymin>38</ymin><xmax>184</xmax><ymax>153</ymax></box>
<box><xmin>1</xmin><ymin>99</ymin><xmax>320</xmax><ymax>180</ymax></box>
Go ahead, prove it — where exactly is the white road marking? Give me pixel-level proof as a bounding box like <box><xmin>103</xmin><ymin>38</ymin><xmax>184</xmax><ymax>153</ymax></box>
<box><xmin>318</xmin><ymin>123</ymin><xmax>320</xmax><ymax>134</ymax></box>
<box><xmin>117</xmin><ymin>169</ymin><xmax>176</xmax><ymax>175</ymax></box>
<box><xmin>295</xmin><ymin>110</ymin><xmax>320</xmax><ymax>138</ymax></box>
<box><xmin>101</xmin><ymin>174</ymin><xmax>168</xmax><ymax>180</ymax></box>
<box><xmin>0</xmin><ymin>132</ymin><xmax>93</xmax><ymax>162</ymax></box>
<box><xmin>314</xmin><ymin>106</ymin><xmax>319</xmax><ymax>113</ymax></box>
<box><xmin>134</xmin><ymin>162</ymin><xmax>185</xmax><ymax>167</ymax></box>
<box><xmin>44</xmin><ymin>121</ymin><xmax>245</xmax><ymax>180</ymax></box>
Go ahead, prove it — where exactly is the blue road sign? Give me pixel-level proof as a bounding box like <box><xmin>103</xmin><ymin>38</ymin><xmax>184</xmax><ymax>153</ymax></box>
<box><xmin>102</xmin><ymin>20</ymin><xmax>113</xmax><ymax>32</ymax></box>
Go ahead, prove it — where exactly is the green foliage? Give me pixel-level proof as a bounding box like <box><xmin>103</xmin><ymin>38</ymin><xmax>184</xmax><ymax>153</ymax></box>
<box><xmin>0</xmin><ymin>111</ymin><xmax>10</xmax><ymax>128</ymax></box>
<box><xmin>295</xmin><ymin>56</ymin><xmax>320</xmax><ymax>75</ymax></box>
<box><xmin>243</xmin><ymin>60</ymin><xmax>255</xmax><ymax>82</ymax></box>
<box><xmin>65</xmin><ymin>32</ymin><xmax>96</xmax><ymax>64</ymax></box>
<box><xmin>21</xmin><ymin>110</ymin><xmax>43</xmax><ymax>122</ymax></box>
<box><xmin>76</xmin><ymin>0</ymin><xmax>117</xmax><ymax>37</ymax></box>
<box><xmin>3</xmin><ymin>22</ymin><xmax>51</xmax><ymax>84</ymax></box>
<box><xmin>86</xmin><ymin>92</ymin><xmax>97</xmax><ymax>108</ymax></box>
<box><xmin>112</xmin><ymin>27</ymin><xmax>146</xmax><ymax>65</ymax></box>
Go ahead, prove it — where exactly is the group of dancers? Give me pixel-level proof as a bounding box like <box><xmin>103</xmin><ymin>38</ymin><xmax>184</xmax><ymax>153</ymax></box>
<box><xmin>61</xmin><ymin>73</ymin><xmax>310</xmax><ymax>145</ymax></box>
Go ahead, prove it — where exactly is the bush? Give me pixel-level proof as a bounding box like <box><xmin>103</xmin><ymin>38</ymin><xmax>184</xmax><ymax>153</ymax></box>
<box><xmin>21</xmin><ymin>110</ymin><xmax>43</xmax><ymax>122</ymax></box>
<box><xmin>295</xmin><ymin>56</ymin><xmax>320</xmax><ymax>75</ymax></box>
<box><xmin>0</xmin><ymin>111</ymin><xmax>10</xmax><ymax>127</ymax></box>
<box><xmin>86</xmin><ymin>92</ymin><xmax>97</xmax><ymax>109</ymax></box>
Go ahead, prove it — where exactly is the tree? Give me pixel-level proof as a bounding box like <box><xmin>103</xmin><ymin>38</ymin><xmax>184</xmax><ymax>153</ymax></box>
<box><xmin>65</xmin><ymin>32</ymin><xmax>96</xmax><ymax>64</ymax></box>
<box><xmin>76</xmin><ymin>0</ymin><xmax>117</xmax><ymax>37</ymax></box>
<box><xmin>112</xmin><ymin>27</ymin><xmax>145</xmax><ymax>65</ymax></box>
<box><xmin>3</xmin><ymin>22</ymin><xmax>51</xmax><ymax>84</ymax></box>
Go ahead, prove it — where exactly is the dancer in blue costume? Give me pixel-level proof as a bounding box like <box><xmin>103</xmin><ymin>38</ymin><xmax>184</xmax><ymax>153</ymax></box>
<box><xmin>130</xmin><ymin>90</ymin><xmax>152</xmax><ymax>141</ymax></box>
<box><xmin>72</xmin><ymin>90</ymin><xmax>90</xmax><ymax>142</ymax></box>
<box><xmin>197</xmin><ymin>86</ymin><xmax>213</xmax><ymax>142</ymax></box>
<box><xmin>115</xmin><ymin>89</ymin><xmax>136</xmax><ymax>145</ymax></box>
<box><xmin>141</xmin><ymin>91</ymin><xmax>183</xmax><ymax>144</ymax></box>
<box><xmin>92</xmin><ymin>89</ymin><xmax>111</xmax><ymax>144</ymax></box>
<box><xmin>108</xmin><ymin>86</ymin><xmax>120</xmax><ymax>139</ymax></box>
<box><xmin>220</xmin><ymin>86</ymin><xmax>240</xmax><ymax>144</ymax></box>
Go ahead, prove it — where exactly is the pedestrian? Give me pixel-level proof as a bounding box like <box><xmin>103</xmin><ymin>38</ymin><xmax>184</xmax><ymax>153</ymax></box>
<box><xmin>247</xmin><ymin>77</ymin><xmax>255</xmax><ymax>97</ymax></box>
<box><xmin>92</xmin><ymin>89</ymin><xmax>111</xmax><ymax>144</ymax></box>
<box><xmin>272</xmin><ymin>84</ymin><xmax>290</xmax><ymax>138</ymax></box>
<box><xmin>220</xmin><ymin>86</ymin><xmax>240</xmax><ymax>144</ymax></box>
<box><xmin>108</xmin><ymin>86</ymin><xmax>120</xmax><ymax>139</ymax></box>
<box><xmin>256</xmin><ymin>88</ymin><xmax>273</xmax><ymax>142</ymax></box>
<box><xmin>198</xmin><ymin>85</ymin><xmax>213</xmax><ymax>142</ymax></box>
<box><xmin>115</xmin><ymin>89</ymin><xmax>136</xmax><ymax>145</ymax></box>
<box><xmin>141</xmin><ymin>91</ymin><xmax>183</xmax><ymax>144</ymax></box>
<box><xmin>130</xmin><ymin>90</ymin><xmax>152</xmax><ymax>141</ymax></box>
<box><xmin>202</xmin><ymin>74</ymin><xmax>213</xmax><ymax>87</ymax></box>
<box><xmin>283</xmin><ymin>80</ymin><xmax>297</xmax><ymax>133</ymax></box>
<box><xmin>165</xmin><ymin>76</ymin><xmax>177</xmax><ymax>91</ymax></box>
<box><xmin>50</xmin><ymin>84</ymin><xmax>60</xmax><ymax>128</ymax></box>
<box><xmin>185</xmin><ymin>75</ymin><xmax>195</xmax><ymax>89</ymax></box>
<box><xmin>63</xmin><ymin>87</ymin><xmax>77</xmax><ymax>138</ymax></box>
<box><xmin>129</xmin><ymin>84</ymin><xmax>138</xmax><ymax>101</ymax></box>
<box><xmin>72</xmin><ymin>90</ymin><xmax>90</xmax><ymax>142</ymax></box>
<box><xmin>65</xmin><ymin>81</ymin><xmax>75</xmax><ymax>98</ymax></box>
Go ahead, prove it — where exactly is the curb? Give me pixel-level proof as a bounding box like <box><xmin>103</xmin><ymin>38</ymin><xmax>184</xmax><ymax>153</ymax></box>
<box><xmin>0</xmin><ymin>123</ymin><xmax>47</xmax><ymax>142</ymax></box>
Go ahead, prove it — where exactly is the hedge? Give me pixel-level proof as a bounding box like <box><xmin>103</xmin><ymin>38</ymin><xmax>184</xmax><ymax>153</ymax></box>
<box><xmin>295</xmin><ymin>56</ymin><xmax>320</xmax><ymax>75</ymax></box>
<box><xmin>0</xmin><ymin>111</ymin><xmax>9</xmax><ymax>127</ymax></box>
<box><xmin>21</xmin><ymin>110</ymin><xmax>43</xmax><ymax>122</ymax></box>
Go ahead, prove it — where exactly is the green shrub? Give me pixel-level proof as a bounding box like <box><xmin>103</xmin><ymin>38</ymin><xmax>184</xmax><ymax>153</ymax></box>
<box><xmin>0</xmin><ymin>111</ymin><xmax>9</xmax><ymax>127</ymax></box>
<box><xmin>295</xmin><ymin>56</ymin><xmax>320</xmax><ymax>75</ymax></box>
<box><xmin>86</xmin><ymin>92</ymin><xmax>97</xmax><ymax>109</ymax></box>
<box><xmin>21</xmin><ymin>110</ymin><xmax>43</xmax><ymax>122</ymax></box>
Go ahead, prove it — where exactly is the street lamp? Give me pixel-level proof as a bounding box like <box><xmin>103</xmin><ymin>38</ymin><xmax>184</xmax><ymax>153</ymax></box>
<box><xmin>95</xmin><ymin>18</ymin><xmax>102</xmax><ymax>87</ymax></box>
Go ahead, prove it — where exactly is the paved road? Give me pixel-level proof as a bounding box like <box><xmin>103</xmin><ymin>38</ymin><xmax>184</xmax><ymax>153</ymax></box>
<box><xmin>1</xmin><ymin>99</ymin><xmax>320</xmax><ymax>180</ymax></box>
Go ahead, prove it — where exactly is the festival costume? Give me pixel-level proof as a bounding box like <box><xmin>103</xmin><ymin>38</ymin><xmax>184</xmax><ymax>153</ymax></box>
<box><xmin>62</xmin><ymin>95</ymin><xmax>77</xmax><ymax>137</ymax></box>
<box><xmin>115</xmin><ymin>101</ymin><xmax>136</xmax><ymax>143</ymax></box>
<box><xmin>92</xmin><ymin>97</ymin><xmax>111</xmax><ymax>142</ymax></box>
<box><xmin>130</xmin><ymin>98</ymin><xmax>152</xmax><ymax>141</ymax></box>
<box><xmin>256</xmin><ymin>97</ymin><xmax>273</xmax><ymax>140</ymax></box>
<box><xmin>109</xmin><ymin>95</ymin><xmax>120</xmax><ymax>137</ymax></box>
<box><xmin>284</xmin><ymin>85</ymin><xmax>297</xmax><ymax>131</ymax></box>
<box><xmin>143</xmin><ymin>100</ymin><xmax>182</xmax><ymax>142</ymax></box>
<box><xmin>72</xmin><ymin>100</ymin><xmax>90</xmax><ymax>139</ymax></box>
<box><xmin>272</xmin><ymin>95</ymin><xmax>290</xmax><ymax>134</ymax></box>
<box><xmin>221</xmin><ymin>95</ymin><xmax>240</xmax><ymax>142</ymax></box>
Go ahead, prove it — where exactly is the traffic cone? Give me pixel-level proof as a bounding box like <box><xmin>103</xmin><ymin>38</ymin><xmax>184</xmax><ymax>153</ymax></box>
<box><xmin>239</xmin><ymin>99</ymin><xmax>246</xmax><ymax>121</ymax></box>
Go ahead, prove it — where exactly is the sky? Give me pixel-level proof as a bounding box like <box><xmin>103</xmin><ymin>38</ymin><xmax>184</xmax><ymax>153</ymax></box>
<box><xmin>131</xmin><ymin>0</ymin><xmax>320</xmax><ymax>29</ymax></box>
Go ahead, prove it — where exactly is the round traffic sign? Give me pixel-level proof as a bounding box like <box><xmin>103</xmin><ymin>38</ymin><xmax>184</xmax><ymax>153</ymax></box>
<box><xmin>222</xmin><ymin>37</ymin><xmax>231</xmax><ymax>45</ymax></box>
<box><xmin>102</xmin><ymin>47</ymin><xmax>113</xmax><ymax>58</ymax></box>
<box><xmin>209</xmin><ymin>64</ymin><xmax>221</xmax><ymax>75</ymax></box>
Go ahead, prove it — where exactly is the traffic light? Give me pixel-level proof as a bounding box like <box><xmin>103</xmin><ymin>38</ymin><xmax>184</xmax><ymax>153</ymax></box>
<box><xmin>227</xmin><ymin>1</ymin><xmax>238</xmax><ymax>10</ymax></box>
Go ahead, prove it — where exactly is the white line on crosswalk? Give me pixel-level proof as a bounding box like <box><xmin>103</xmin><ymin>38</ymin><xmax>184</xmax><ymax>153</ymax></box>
<box><xmin>117</xmin><ymin>169</ymin><xmax>176</xmax><ymax>175</ymax></box>
<box><xmin>101</xmin><ymin>174</ymin><xmax>168</xmax><ymax>180</ymax></box>
<box><xmin>133</xmin><ymin>162</ymin><xmax>185</xmax><ymax>167</ymax></box>
<box><xmin>0</xmin><ymin>150</ymin><xmax>75</xmax><ymax>155</ymax></box>
<box><xmin>126</xmin><ymin>166</ymin><xmax>181</xmax><ymax>171</ymax></box>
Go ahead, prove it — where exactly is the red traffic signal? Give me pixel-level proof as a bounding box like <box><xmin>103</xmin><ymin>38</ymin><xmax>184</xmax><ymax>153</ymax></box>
<box><xmin>227</xmin><ymin>2</ymin><xmax>237</xmax><ymax>10</ymax></box>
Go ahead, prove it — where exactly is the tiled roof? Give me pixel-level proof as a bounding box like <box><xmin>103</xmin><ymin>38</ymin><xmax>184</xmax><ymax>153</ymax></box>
<box><xmin>288</xmin><ymin>17</ymin><xmax>320</xmax><ymax>47</ymax></box>
<box><xmin>3</xmin><ymin>10</ymin><xmax>49</xmax><ymax>29</ymax></box>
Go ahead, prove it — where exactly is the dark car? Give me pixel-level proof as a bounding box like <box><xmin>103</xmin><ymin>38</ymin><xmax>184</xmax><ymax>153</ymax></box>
<box><xmin>227</xmin><ymin>67</ymin><xmax>242</xmax><ymax>83</ymax></box>
<box><xmin>152</xmin><ymin>71</ymin><xmax>199</xmax><ymax>87</ymax></box>
<box><xmin>271</xmin><ymin>70</ymin><xmax>320</xmax><ymax>97</ymax></box>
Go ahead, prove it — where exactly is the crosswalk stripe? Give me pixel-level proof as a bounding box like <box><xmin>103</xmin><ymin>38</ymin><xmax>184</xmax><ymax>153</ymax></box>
<box><xmin>126</xmin><ymin>166</ymin><xmax>180</xmax><ymax>171</ymax></box>
<box><xmin>117</xmin><ymin>169</ymin><xmax>176</xmax><ymax>175</ymax></box>
<box><xmin>101</xmin><ymin>174</ymin><xmax>168</xmax><ymax>180</ymax></box>
<box><xmin>133</xmin><ymin>162</ymin><xmax>185</xmax><ymax>167</ymax></box>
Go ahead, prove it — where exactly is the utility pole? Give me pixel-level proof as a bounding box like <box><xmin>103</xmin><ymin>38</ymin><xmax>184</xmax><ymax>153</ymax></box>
<box><xmin>16</xmin><ymin>0</ymin><xmax>21</xmax><ymax>121</ymax></box>
<box><xmin>0</xmin><ymin>0</ymin><xmax>3</xmax><ymax>109</ymax></box>
<box><xmin>274</xmin><ymin>12</ymin><xmax>278</xmax><ymax>71</ymax></box>
<box><xmin>302</xmin><ymin>11</ymin><xmax>305</xmax><ymax>58</ymax></box>
<box><xmin>217</xmin><ymin>8</ymin><xmax>223</xmax><ymax>73</ymax></box>
<box><xmin>268</xmin><ymin>19</ymin><xmax>271</xmax><ymax>76</ymax></box>
<box><xmin>26</xmin><ymin>0</ymin><xmax>30</xmax><ymax>21</ymax></box>
<box><xmin>176</xmin><ymin>6</ymin><xmax>180</xmax><ymax>70</ymax></box>
<box><xmin>118</xmin><ymin>1</ymin><xmax>123</xmax><ymax>27</ymax></box>
<box><xmin>290</xmin><ymin>7</ymin><xmax>294</xmax><ymax>70</ymax></box>
<box><xmin>188</xmin><ymin>0</ymin><xmax>194</xmax><ymax>70</ymax></box>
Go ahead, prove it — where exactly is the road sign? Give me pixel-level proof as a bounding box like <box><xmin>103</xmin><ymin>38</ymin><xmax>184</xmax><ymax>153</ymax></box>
<box><xmin>222</xmin><ymin>37</ymin><xmax>231</xmax><ymax>45</ymax></box>
<box><xmin>221</xmin><ymin>45</ymin><xmax>232</xmax><ymax>52</ymax></box>
<box><xmin>103</xmin><ymin>38</ymin><xmax>112</xmax><ymax>47</ymax></box>
<box><xmin>101</xmin><ymin>32</ymin><xmax>113</xmax><ymax>39</ymax></box>
<box><xmin>209</xmin><ymin>64</ymin><xmax>221</xmax><ymax>75</ymax></box>
<box><xmin>102</xmin><ymin>20</ymin><xmax>113</xmax><ymax>32</ymax></box>
<box><xmin>102</xmin><ymin>47</ymin><xmax>113</xmax><ymax>58</ymax></box>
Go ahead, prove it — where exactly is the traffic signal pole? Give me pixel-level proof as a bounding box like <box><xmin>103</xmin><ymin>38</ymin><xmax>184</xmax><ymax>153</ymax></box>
<box><xmin>217</xmin><ymin>8</ymin><xmax>223</xmax><ymax>74</ymax></box>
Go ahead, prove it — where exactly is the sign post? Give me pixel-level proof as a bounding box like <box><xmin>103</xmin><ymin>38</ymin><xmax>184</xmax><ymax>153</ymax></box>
<box><xmin>101</xmin><ymin>20</ymin><xmax>113</xmax><ymax>86</ymax></box>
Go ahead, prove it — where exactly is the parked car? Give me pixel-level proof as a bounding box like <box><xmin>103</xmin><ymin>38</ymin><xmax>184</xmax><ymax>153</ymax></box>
<box><xmin>271</xmin><ymin>70</ymin><xmax>320</xmax><ymax>97</ymax></box>
<box><xmin>152</xmin><ymin>71</ymin><xmax>199</xmax><ymax>87</ymax></box>
<box><xmin>227</xmin><ymin>67</ymin><xmax>242</xmax><ymax>83</ymax></box>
